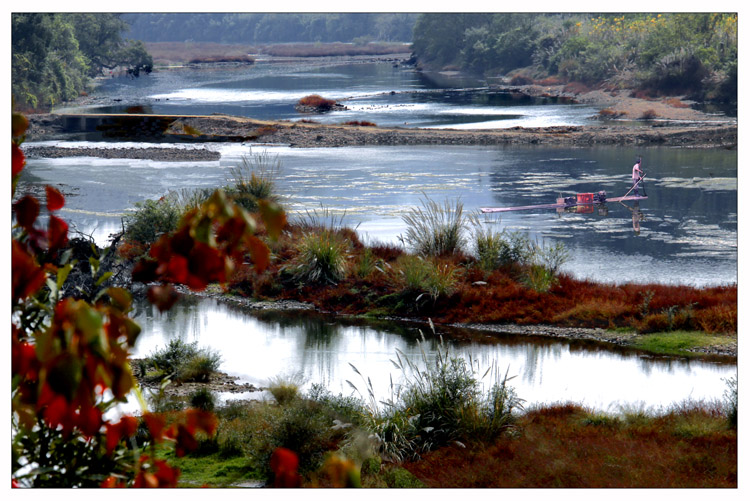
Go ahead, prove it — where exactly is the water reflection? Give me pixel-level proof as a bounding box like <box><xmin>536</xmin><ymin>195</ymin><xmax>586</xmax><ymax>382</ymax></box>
<box><xmin>131</xmin><ymin>296</ymin><xmax>735</xmax><ymax>413</ymax></box>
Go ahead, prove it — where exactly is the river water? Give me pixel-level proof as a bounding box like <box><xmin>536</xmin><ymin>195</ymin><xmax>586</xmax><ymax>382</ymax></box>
<box><xmin>128</xmin><ymin>296</ymin><xmax>735</xmax><ymax>413</ymax></box>
<box><xmin>25</xmin><ymin>58</ymin><xmax>736</xmax><ymax>412</ymax></box>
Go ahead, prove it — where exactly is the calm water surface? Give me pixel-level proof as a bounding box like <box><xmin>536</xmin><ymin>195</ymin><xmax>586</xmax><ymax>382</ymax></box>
<box><xmin>127</xmin><ymin>296</ymin><xmax>735</xmax><ymax>413</ymax></box>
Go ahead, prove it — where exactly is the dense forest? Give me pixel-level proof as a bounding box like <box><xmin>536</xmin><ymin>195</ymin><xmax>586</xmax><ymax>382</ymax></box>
<box><xmin>411</xmin><ymin>13</ymin><xmax>737</xmax><ymax>102</ymax></box>
<box><xmin>12</xmin><ymin>13</ymin><xmax>737</xmax><ymax>112</ymax></box>
<box><xmin>12</xmin><ymin>13</ymin><xmax>152</xmax><ymax>111</ymax></box>
<box><xmin>121</xmin><ymin>13</ymin><xmax>418</xmax><ymax>44</ymax></box>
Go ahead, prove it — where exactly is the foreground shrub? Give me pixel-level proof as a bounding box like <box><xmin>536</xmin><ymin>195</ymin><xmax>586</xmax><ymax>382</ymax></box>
<box><xmin>353</xmin><ymin>337</ymin><xmax>523</xmax><ymax>462</ymax></box>
<box><xmin>400</xmin><ymin>196</ymin><xmax>467</xmax><ymax>257</ymax></box>
<box><xmin>190</xmin><ymin>388</ymin><xmax>217</xmax><ymax>412</ymax></box>
<box><xmin>123</xmin><ymin>188</ymin><xmax>213</xmax><ymax>247</ymax></box>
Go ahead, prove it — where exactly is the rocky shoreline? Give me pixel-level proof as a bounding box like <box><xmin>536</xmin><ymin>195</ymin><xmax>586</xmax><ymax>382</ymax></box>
<box><xmin>23</xmin><ymin>144</ymin><xmax>221</xmax><ymax>162</ymax></box>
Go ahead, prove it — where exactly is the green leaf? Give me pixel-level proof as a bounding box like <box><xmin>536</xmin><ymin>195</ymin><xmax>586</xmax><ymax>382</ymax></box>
<box><xmin>89</xmin><ymin>256</ymin><xmax>100</xmax><ymax>277</ymax></box>
<box><xmin>95</xmin><ymin>271</ymin><xmax>113</xmax><ymax>287</ymax></box>
<box><xmin>56</xmin><ymin>262</ymin><xmax>73</xmax><ymax>290</ymax></box>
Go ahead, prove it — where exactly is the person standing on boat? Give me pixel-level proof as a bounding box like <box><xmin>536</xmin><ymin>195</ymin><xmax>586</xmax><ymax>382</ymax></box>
<box><xmin>632</xmin><ymin>158</ymin><xmax>644</xmax><ymax>196</ymax></box>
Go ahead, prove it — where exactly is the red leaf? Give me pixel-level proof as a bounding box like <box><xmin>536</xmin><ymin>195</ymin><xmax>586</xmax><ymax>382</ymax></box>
<box><xmin>48</xmin><ymin>215</ymin><xmax>69</xmax><ymax>251</ymax></box>
<box><xmin>187</xmin><ymin>243</ymin><xmax>225</xmax><ymax>288</ymax></box>
<box><xmin>162</xmin><ymin>254</ymin><xmax>190</xmax><ymax>284</ymax></box>
<box><xmin>185</xmin><ymin>409</ymin><xmax>218</xmax><ymax>436</ymax></box>
<box><xmin>45</xmin><ymin>186</ymin><xmax>65</xmax><ymax>212</ymax></box>
<box><xmin>153</xmin><ymin>459</ymin><xmax>181</xmax><ymax>487</ymax></box>
<box><xmin>43</xmin><ymin>394</ymin><xmax>70</xmax><ymax>430</ymax></box>
<box><xmin>75</xmin><ymin>405</ymin><xmax>103</xmax><ymax>437</ymax></box>
<box><xmin>11</xmin><ymin>240</ymin><xmax>47</xmax><ymax>303</ymax></box>
<box><xmin>270</xmin><ymin>447</ymin><xmax>301</xmax><ymax>488</ymax></box>
<box><xmin>12</xmin><ymin>143</ymin><xmax>25</xmax><ymax>177</ymax></box>
<box><xmin>132</xmin><ymin>258</ymin><xmax>159</xmax><ymax>283</ymax></box>
<box><xmin>13</xmin><ymin>195</ymin><xmax>39</xmax><ymax>231</ymax></box>
<box><xmin>174</xmin><ymin>424</ymin><xmax>198</xmax><ymax>457</ymax></box>
<box><xmin>143</xmin><ymin>413</ymin><xmax>166</xmax><ymax>443</ymax></box>
<box><xmin>246</xmin><ymin>235</ymin><xmax>271</xmax><ymax>273</ymax></box>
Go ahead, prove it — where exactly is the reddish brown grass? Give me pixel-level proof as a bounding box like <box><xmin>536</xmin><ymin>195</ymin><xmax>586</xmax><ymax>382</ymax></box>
<box><xmin>342</xmin><ymin>121</ymin><xmax>377</xmax><ymax>127</ymax></box>
<box><xmin>641</xmin><ymin>108</ymin><xmax>658</xmax><ymax>120</ymax></box>
<box><xmin>145</xmin><ymin>42</ymin><xmax>256</xmax><ymax>65</ymax></box>
<box><xmin>664</xmin><ymin>97</ymin><xmax>691</xmax><ymax>108</ymax></box>
<box><xmin>535</xmin><ymin>76</ymin><xmax>564</xmax><ymax>86</ymax></box>
<box><xmin>298</xmin><ymin>95</ymin><xmax>337</xmax><ymax>110</ymax></box>
<box><xmin>562</xmin><ymin>81</ymin><xmax>592</xmax><ymax>94</ymax></box>
<box><xmin>206</xmin><ymin>222</ymin><xmax>737</xmax><ymax>335</ymax></box>
<box><xmin>403</xmin><ymin>404</ymin><xmax>737</xmax><ymax>488</ymax></box>
<box><xmin>597</xmin><ymin>108</ymin><xmax>626</xmax><ymax>118</ymax></box>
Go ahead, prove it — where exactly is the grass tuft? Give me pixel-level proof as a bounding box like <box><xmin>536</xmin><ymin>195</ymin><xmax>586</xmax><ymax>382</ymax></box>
<box><xmin>400</xmin><ymin>195</ymin><xmax>467</xmax><ymax>257</ymax></box>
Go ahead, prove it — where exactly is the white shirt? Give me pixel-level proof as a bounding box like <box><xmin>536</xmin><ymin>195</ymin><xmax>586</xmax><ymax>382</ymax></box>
<box><xmin>632</xmin><ymin>163</ymin><xmax>643</xmax><ymax>181</ymax></box>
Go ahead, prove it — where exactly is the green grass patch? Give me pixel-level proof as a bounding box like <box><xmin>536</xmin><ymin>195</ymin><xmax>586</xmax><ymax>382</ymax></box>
<box><xmin>632</xmin><ymin>330</ymin><xmax>735</xmax><ymax>357</ymax></box>
<box><xmin>164</xmin><ymin>452</ymin><xmax>263</xmax><ymax>487</ymax></box>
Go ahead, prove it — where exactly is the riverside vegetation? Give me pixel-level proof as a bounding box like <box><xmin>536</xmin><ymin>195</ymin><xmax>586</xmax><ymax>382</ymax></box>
<box><xmin>118</xmin><ymin>153</ymin><xmax>737</xmax><ymax>352</ymax></box>
<box><xmin>13</xmin><ymin>107</ymin><xmax>737</xmax><ymax>487</ymax></box>
<box><xmin>116</xmin><ymin>154</ymin><xmax>735</xmax><ymax>488</ymax></box>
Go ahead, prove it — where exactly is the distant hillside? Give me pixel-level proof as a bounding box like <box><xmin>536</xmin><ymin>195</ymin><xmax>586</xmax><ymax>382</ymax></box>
<box><xmin>121</xmin><ymin>13</ymin><xmax>417</xmax><ymax>44</ymax></box>
<box><xmin>410</xmin><ymin>13</ymin><xmax>737</xmax><ymax>104</ymax></box>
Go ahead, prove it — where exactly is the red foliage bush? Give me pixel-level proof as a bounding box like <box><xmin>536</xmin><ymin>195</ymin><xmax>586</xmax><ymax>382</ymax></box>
<box><xmin>298</xmin><ymin>94</ymin><xmax>337</xmax><ymax>110</ymax></box>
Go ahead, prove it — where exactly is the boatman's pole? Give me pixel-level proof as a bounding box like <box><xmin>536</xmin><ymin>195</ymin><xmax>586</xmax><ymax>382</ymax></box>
<box><xmin>622</xmin><ymin>173</ymin><xmax>646</xmax><ymax>199</ymax></box>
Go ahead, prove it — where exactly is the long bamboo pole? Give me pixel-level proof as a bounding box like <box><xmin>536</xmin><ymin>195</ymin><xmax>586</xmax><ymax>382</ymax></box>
<box><xmin>621</xmin><ymin>174</ymin><xmax>646</xmax><ymax>199</ymax></box>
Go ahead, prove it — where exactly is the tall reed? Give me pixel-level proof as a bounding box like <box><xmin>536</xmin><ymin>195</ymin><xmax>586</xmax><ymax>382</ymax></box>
<box><xmin>226</xmin><ymin>151</ymin><xmax>281</xmax><ymax>212</ymax></box>
<box><xmin>348</xmin><ymin>328</ymin><xmax>523</xmax><ymax>462</ymax></box>
<box><xmin>400</xmin><ymin>195</ymin><xmax>467</xmax><ymax>257</ymax></box>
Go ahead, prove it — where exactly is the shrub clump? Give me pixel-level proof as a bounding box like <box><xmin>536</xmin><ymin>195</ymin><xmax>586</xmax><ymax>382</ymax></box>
<box><xmin>289</xmin><ymin>230</ymin><xmax>350</xmax><ymax>285</ymax></box>
<box><xmin>143</xmin><ymin>338</ymin><xmax>222</xmax><ymax>383</ymax></box>
<box><xmin>225</xmin><ymin>152</ymin><xmax>281</xmax><ymax>212</ymax></box>
<box><xmin>297</xmin><ymin>94</ymin><xmax>338</xmax><ymax>112</ymax></box>
<box><xmin>123</xmin><ymin>196</ymin><xmax>182</xmax><ymax>245</ymax></box>
<box><xmin>356</xmin><ymin>340</ymin><xmax>523</xmax><ymax>462</ymax></box>
<box><xmin>400</xmin><ymin>196</ymin><xmax>467</xmax><ymax>257</ymax></box>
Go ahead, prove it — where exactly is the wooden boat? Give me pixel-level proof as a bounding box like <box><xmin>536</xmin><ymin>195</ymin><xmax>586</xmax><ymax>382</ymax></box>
<box><xmin>480</xmin><ymin>191</ymin><xmax>648</xmax><ymax>213</ymax></box>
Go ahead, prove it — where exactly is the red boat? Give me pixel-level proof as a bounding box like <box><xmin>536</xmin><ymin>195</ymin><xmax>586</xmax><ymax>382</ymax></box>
<box><xmin>480</xmin><ymin>191</ymin><xmax>648</xmax><ymax>214</ymax></box>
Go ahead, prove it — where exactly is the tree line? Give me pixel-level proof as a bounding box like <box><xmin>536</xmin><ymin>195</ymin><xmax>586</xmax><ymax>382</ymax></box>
<box><xmin>411</xmin><ymin>13</ymin><xmax>737</xmax><ymax>102</ymax></box>
<box><xmin>12</xmin><ymin>13</ymin><xmax>153</xmax><ymax>111</ymax></box>
<box><xmin>121</xmin><ymin>13</ymin><xmax>417</xmax><ymax>44</ymax></box>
